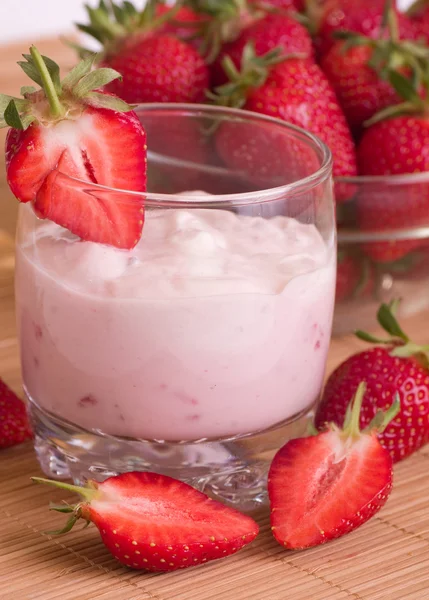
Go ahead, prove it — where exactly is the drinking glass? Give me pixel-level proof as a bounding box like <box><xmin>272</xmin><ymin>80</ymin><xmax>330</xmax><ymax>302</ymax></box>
<box><xmin>16</xmin><ymin>104</ymin><xmax>336</xmax><ymax>510</ymax></box>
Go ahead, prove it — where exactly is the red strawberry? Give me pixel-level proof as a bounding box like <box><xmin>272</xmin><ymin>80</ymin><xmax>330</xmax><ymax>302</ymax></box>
<box><xmin>32</xmin><ymin>472</ymin><xmax>259</xmax><ymax>571</ymax></box>
<box><xmin>155</xmin><ymin>4</ymin><xmax>207</xmax><ymax>43</ymax></box>
<box><xmin>356</xmin><ymin>104</ymin><xmax>429</xmax><ymax>262</ymax></box>
<box><xmin>75</xmin><ymin>2</ymin><xmax>210</xmax><ymax>104</ymax></box>
<box><xmin>358</xmin><ymin>115</ymin><xmax>429</xmax><ymax>176</ymax></box>
<box><xmin>105</xmin><ymin>35</ymin><xmax>209</xmax><ymax>103</ymax></box>
<box><xmin>315</xmin><ymin>300</ymin><xmax>429</xmax><ymax>462</ymax></box>
<box><xmin>321</xmin><ymin>43</ymin><xmax>401</xmax><ymax>134</ymax></box>
<box><xmin>0</xmin><ymin>378</ymin><xmax>32</xmax><ymax>448</ymax></box>
<box><xmin>212</xmin><ymin>48</ymin><xmax>357</xmax><ymax>193</ymax></box>
<box><xmin>269</xmin><ymin>381</ymin><xmax>397</xmax><ymax>550</ymax></box>
<box><xmin>309</xmin><ymin>0</ymin><xmax>416</xmax><ymax>57</ymax></box>
<box><xmin>320</xmin><ymin>4</ymin><xmax>429</xmax><ymax>135</ymax></box>
<box><xmin>211</xmin><ymin>13</ymin><xmax>314</xmax><ymax>87</ymax></box>
<box><xmin>1</xmin><ymin>47</ymin><xmax>147</xmax><ymax>250</ymax></box>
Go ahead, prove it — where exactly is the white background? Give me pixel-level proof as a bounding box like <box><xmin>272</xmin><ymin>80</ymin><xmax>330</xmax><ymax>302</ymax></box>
<box><xmin>0</xmin><ymin>0</ymin><xmax>416</xmax><ymax>45</ymax></box>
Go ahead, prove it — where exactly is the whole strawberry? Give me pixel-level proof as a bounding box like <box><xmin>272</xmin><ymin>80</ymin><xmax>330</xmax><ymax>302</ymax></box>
<box><xmin>212</xmin><ymin>46</ymin><xmax>357</xmax><ymax>192</ymax></box>
<box><xmin>74</xmin><ymin>1</ymin><xmax>210</xmax><ymax>104</ymax></box>
<box><xmin>155</xmin><ymin>3</ymin><xmax>207</xmax><ymax>43</ymax></box>
<box><xmin>269</xmin><ymin>382</ymin><xmax>398</xmax><ymax>550</ymax></box>
<box><xmin>356</xmin><ymin>88</ymin><xmax>429</xmax><ymax>262</ymax></box>
<box><xmin>211</xmin><ymin>12</ymin><xmax>314</xmax><ymax>87</ymax></box>
<box><xmin>315</xmin><ymin>300</ymin><xmax>429</xmax><ymax>462</ymax></box>
<box><xmin>321</xmin><ymin>4</ymin><xmax>429</xmax><ymax>135</ymax></box>
<box><xmin>33</xmin><ymin>472</ymin><xmax>259</xmax><ymax>571</ymax></box>
<box><xmin>309</xmin><ymin>0</ymin><xmax>417</xmax><ymax>57</ymax></box>
<box><xmin>0</xmin><ymin>378</ymin><xmax>32</xmax><ymax>448</ymax></box>
<box><xmin>1</xmin><ymin>47</ymin><xmax>147</xmax><ymax>249</ymax></box>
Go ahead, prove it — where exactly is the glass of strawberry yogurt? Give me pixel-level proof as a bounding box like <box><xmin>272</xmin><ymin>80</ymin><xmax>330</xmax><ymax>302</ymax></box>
<box><xmin>16</xmin><ymin>104</ymin><xmax>336</xmax><ymax>509</ymax></box>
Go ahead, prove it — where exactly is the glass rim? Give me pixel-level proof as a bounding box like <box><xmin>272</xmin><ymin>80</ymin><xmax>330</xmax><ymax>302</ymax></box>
<box><xmin>338</xmin><ymin>225</ymin><xmax>429</xmax><ymax>244</ymax></box>
<box><xmin>336</xmin><ymin>171</ymin><xmax>429</xmax><ymax>185</ymax></box>
<box><xmin>57</xmin><ymin>102</ymin><xmax>334</xmax><ymax>207</ymax></box>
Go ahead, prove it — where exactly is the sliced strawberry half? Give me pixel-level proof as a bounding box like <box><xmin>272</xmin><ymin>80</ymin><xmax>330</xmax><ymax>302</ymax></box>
<box><xmin>1</xmin><ymin>47</ymin><xmax>147</xmax><ymax>249</ymax></box>
<box><xmin>32</xmin><ymin>472</ymin><xmax>259</xmax><ymax>572</ymax></box>
<box><xmin>268</xmin><ymin>382</ymin><xmax>398</xmax><ymax>550</ymax></box>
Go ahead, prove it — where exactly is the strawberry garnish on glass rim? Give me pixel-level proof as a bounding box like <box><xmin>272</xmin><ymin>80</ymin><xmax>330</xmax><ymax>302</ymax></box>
<box><xmin>269</xmin><ymin>381</ymin><xmax>399</xmax><ymax>550</ymax></box>
<box><xmin>0</xmin><ymin>46</ymin><xmax>147</xmax><ymax>250</ymax></box>
<box><xmin>31</xmin><ymin>471</ymin><xmax>259</xmax><ymax>572</ymax></box>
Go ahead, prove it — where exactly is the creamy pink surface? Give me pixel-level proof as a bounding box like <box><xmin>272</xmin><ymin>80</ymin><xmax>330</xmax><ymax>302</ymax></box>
<box><xmin>16</xmin><ymin>206</ymin><xmax>336</xmax><ymax>441</ymax></box>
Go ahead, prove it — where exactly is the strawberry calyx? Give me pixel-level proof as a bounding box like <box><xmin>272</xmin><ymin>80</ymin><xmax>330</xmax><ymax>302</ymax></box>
<box><xmin>334</xmin><ymin>0</ymin><xmax>429</xmax><ymax>112</ymax></box>
<box><xmin>356</xmin><ymin>299</ymin><xmax>429</xmax><ymax>366</ymax></box>
<box><xmin>209</xmin><ymin>43</ymin><xmax>295</xmax><ymax>107</ymax></box>
<box><xmin>183</xmin><ymin>0</ymin><xmax>261</xmax><ymax>62</ymax></box>
<box><xmin>31</xmin><ymin>477</ymin><xmax>101</xmax><ymax>534</ymax></box>
<box><xmin>328</xmin><ymin>382</ymin><xmax>400</xmax><ymax>446</ymax></box>
<box><xmin>0</xmin><ymin>46</ymin><xmax>131</xmax><ymax>131</ymax></box>
<box><xmin>72</xmin><ymin>0</ymin><xmax>182</xmax><ymax>59</ymax></box>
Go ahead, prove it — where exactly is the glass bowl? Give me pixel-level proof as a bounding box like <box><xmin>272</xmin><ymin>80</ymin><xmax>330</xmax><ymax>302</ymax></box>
<box><xmin>333</xmin><ymin>172</ymin><xmax>429</xmax><ymax>336</ymax></box>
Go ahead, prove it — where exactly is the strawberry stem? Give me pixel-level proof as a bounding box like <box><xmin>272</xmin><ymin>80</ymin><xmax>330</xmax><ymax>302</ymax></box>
<box><xmin>344</xmin><ymin>382</ymin><xmax>367</xmax><ymax>439</ymax></box>
<box><xmin>337</xmin><ymin>382</ymin><xmax>401</xmax><ymax>441</ymax></box>
<box><xmin>31</xmin><ymin>477</ymin><xmax>97</xmax><ymax>503</ymax></box>
<box><xmin>30</xmin><ymin>46</ymin><xmax>64</xmax><ymax>118</ymax></box>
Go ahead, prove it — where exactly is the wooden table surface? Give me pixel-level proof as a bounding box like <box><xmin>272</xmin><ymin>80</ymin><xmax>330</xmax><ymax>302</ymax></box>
<box><xmin>1</xmin><ymin>38</ymin><xmax>429</xmax><ymax>600</ymax></box>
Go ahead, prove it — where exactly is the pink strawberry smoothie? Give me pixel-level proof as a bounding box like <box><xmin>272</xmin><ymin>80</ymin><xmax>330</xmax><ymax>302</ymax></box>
<box><xmin>16</xmin><ymin>206</ymin><xmax>336</xmax><ymax>441</ymax></box>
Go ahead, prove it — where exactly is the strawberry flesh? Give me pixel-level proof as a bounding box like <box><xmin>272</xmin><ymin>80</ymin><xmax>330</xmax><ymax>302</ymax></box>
<box><xmin>268</xmin><ymin>428</ymin><xmax>392</xmax><ymax>549</ymax></box>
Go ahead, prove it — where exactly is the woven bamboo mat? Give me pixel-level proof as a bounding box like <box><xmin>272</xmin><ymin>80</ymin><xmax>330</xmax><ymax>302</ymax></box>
<box><xmin>2</xmin><ymin>220</ymin><xmax>429</xmax><ymax>600</ymax></box>
<box><xmin>1</xmin><ymin>37</ymin><xmax>429</xmax><ymax>600</ymax></box>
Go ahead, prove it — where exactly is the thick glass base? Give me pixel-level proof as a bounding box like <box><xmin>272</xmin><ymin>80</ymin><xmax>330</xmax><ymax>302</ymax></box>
<box><xmin>28</xmin><ymin>396</ymin><xmax>314</xmax><ymax>512</ymax></box>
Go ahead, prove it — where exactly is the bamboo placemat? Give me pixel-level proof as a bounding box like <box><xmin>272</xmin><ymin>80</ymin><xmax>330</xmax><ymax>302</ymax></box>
<box><xmin>2</xmin><ymin>223</ymin><xmax>429</xmax><ymax>600</ymax></box>
<box><xmin>1</xmin><ymin>37</ymin><xmax>429</xmax><ymax>600</ymax></box>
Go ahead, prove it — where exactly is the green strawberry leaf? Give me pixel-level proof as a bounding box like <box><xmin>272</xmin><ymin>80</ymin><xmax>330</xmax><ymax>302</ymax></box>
<box><xmin>61</xmin><ymin>54</ymin><xmax>98</xmax><ymax>90</ymax></box>
<box><xmin>4</xmin><ymin>100</ymin><xmax>24</xmax><ymax>129</ymax></box>
<box><xmin>20</xmin><ymin>85</ymin><xmax>37</xmax><ymax>95</ymax></box>
<box><xmin>377</xmin><ymin>301</ymin><xmax>409</xmax><ymax>341</ymax></box>
<box><xmin>74</xmin><ymin>67</ymin><xmax>122</xmax><ymax>96</ymax></box>
<box><xmin>86</xmin><ymin>91</ymin><xmax>133</xmax><ymax>111</ymax></box>
<box><xmin>388</xmin><ymin>70</ymin><xmax>420</xmax><ymax>102</ymax></box>
<box><xmin>45</xmin><ymin>514</ymin><xmax>80</xmax><ymax>536</ymax></box>
<box><xmin>49</xmin><ymin>503</ymin><xmax>76</xmax><ymax>514</ymax></box>
<box><xmin>355</xmin><ymin>330</ymin><xmax>392</xmax><ymax>344</ymax></box>
<box><xmin>0</xmin><ymin>94</ymin><xmax>26</xmax><ymax>112</ymax></box>
<box><xmin>76</xmin><ymin>23</ymin><xmax>105</xmax><ymax>43</ymax></box>
<box><xmin>17</xmin><ymin>59</ymin><xmax>44</xmax><ymax>87</ymax></box>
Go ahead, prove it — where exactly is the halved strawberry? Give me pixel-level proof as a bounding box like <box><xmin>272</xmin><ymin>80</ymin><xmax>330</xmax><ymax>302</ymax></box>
<box><xmin>268</xmin><ymin>382</ymin><xmax>398</xmax><ymax>550</ymax></box>
<box><xmin>32</xmin><ymin>472</ymin><xmax>259</xmax><ymax>571</ymax></box>
<box><xmin>1</xmin><ymin>47</ymin><xmax>147</xmax><ymax>249</ymax></box>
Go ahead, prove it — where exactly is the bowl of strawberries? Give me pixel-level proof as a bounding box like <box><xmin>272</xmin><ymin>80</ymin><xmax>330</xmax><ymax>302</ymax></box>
<box><xmin>70</xmin><ymin>0</ymin><xmax>429</xmax><ymax>334</ymax></box>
